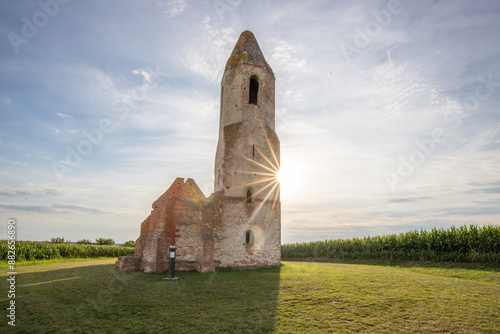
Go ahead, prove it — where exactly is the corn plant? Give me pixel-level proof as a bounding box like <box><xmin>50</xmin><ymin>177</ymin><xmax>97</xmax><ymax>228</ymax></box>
<box><xmin>281</xmin><ymin>224</ymin><xmax>500</xmax><ymax>263</ymax></box>
<box><xmin>0</xmin><ymin>240</ymin><xmax>134</xmax><ymax>261</ymax></box>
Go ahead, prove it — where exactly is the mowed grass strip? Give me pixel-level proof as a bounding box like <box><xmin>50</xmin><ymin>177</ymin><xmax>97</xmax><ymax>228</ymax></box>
<box><xmin>276</xmin><ymin>261</ymin><xmax>499</xmax><ymax>333</ymax></box>
<box><xmin>0</xmin><ymin>260</ymin><xmax>498</xmax><ymax>333</ymax></box>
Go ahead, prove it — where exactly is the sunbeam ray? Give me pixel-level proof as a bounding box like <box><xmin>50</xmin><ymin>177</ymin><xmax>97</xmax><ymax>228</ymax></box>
<box><xmin>235</xmin><ymin>170</ymin><xmax>278</xmax><ymax>177</ymax></box>
<box><xmin>247</xmin><ymin>181</ymin><xmax>280</xmax><ymax>223</ymax></box>
<box><xmin>248</xmin><ymin>177</ymin><xmax>279</xmax><ymax>200</ymax></box>
<box><xmin>233</xmin><ymin>177</ymin><xmax>277</xmax><ymax>189</ymax></box>
<box><xmin>231</xmin><ymin>148</ymin><xmax>279</xmax><ymax>175</ymax></box>
<box><xmin>255</xmin><ymin>146</ymin><xmax>279</xmax><ymax>173</ymax></box>
<box><xmin>259</xmin><ymin>123</ymin><xmax>280</xmax><ymax>170</ymax></box>
<box><xmin>270</xmin><ymin>183</ymin><xmax>281</xmax><ymax>215</ymax></box>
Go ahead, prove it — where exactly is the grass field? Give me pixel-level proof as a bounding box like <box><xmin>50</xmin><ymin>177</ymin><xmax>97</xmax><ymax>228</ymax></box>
<box><xmin>0</xmin><ymin>259</ymin><xmax>498</xmax><ymax>333</ymax></box>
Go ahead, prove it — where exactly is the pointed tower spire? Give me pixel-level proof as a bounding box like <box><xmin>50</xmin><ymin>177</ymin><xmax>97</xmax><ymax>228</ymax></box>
<box><xmin>225</xmin><ymin>30</ymin><xmax>274</xmax><ymax>76</ymax></box>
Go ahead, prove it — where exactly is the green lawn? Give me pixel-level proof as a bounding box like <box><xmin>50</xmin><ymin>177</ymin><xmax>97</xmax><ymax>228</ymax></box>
<box><xmin>0</xmin><ymin>259</ymin><xmax>498</xmax><ymax>333</ymax></box>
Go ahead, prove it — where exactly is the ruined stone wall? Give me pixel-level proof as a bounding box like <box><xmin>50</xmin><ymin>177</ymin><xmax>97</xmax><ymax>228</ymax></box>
<box><xmin>159</xmin><ymin>177</ymin><xmax>206</xmax><ymax>202</ymax></box>
<box><xmin>214</xmin><ymin>197</ymin><xmax>281</xmax><ymax>268</ymax></box>
<box><xmin>219</xmin><ymin>64</ymin><xmax>275</xmax><ymax>131</ymax></box>
<box><xmin>216</xmin><ymin>121</ymin><xmax>280</xmax><ymax>201</ymax></box>
<box><xmin>215</xmin><ymin>46</ymin><xmax>276</xmax><ymax>195</ymax></box>
<box><xmin>122</xmin><ymin>178</ymin><xmax>210</xmax><ymax>273</ymax></box>
<box><xmin>117</xmin><ymin>31</ymin><xmax>281</xmax><ymax>274</ymax></box>
<box><xmin>212</xmin><ymin>31</ymin><xmax>281</xmax><ymax>270</ymax></box>
<box><xmin>172</xmin><ymin>198</ymin><xmax>209</xmax><ymax>271</ymax></box>
<box><xmin>115</xmin><ymin>254</ymin><xmax>141</xmax><ymax>271</ymax></box>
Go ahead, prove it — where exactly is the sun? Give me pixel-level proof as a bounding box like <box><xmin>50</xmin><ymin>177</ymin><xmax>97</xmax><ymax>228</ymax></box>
<box><xmin>230</xmin><ymin>126</ymin><xmax>302</xmax><ymax>202</ymax></box>
<box><xmin>276</xmin><ymin>169</ymin><xmax>287</xmax><ymax>184</ymax></box>
<box><xmin>275</xmin><ymin>162</ymin><xmax>301</xmax><ymax>199</ymax></box>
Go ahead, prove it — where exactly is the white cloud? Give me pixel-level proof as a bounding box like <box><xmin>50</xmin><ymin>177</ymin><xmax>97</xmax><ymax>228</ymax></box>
<box><xmin>181</xmin><ymin>16</ymin><xmax>236</xmax><ymax>82</ymax></box>
<box><xmin>0</xmin><ymin>202</ymin><xmax>111</xmax><ymax>214</ymax></box>
<box><xmin>12</xmin><ymin>161</ymin><xmax>28</xmax><ymax>167</ymax></box>
<box><xmin>1</xmin><ymin>1</ymin><xmax>499</xmax><ymax>243</ymax></box>
<box><xmin>487</xmin><ymin>123</ymin><xmax>500</xmax><ymax>145</ymax></box>
<box><xmin>56</xmin><ymin>113</ymin><xmax>72</xmax><ymax>119</ymax></box>
<box><xmin>159</xmin><ymin>0</ymin><xmax>187</xmax><ymax>18</ymax></box>
<box><xmin>0</xmin><ymin>183</ymin><xmax>68</xmax><ymax>197</ymax></box>
<box><xmin>132</xmin><ymin>68</ymin><xmax>153</xmax><ymax>84</ymax></box>
<box><xmin>1</xmin><ymin>59</ymin><xmax>123</xmax><ymax>118</ymax></box>
<box><xmin>269</xmin><ymin>40</ymin><xmax>307</xmax><ymax>72</ymax></box>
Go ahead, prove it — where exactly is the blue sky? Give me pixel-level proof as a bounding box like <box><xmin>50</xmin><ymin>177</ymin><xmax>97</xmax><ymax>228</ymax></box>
<box><xmin>1</xmin><ymin>0</ymin><xmax>499</xmax><ymax>243</ymax></box>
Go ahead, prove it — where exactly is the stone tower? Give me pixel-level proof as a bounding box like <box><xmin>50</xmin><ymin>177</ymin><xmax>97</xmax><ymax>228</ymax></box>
<box><xmin>116</xmin><ymin>30</ymin><xmax>280</xmax><ymax>273</ymax></box>
<box><xmin>213</xmin><ymin>30</ymin><xmax>281</xmax><ymax>268</ymax></box>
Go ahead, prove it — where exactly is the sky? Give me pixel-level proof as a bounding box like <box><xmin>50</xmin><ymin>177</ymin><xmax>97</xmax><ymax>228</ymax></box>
<box><xmin>0</xmin><ymin>0</ymin><xmax>499</xmax><ymax>244</ymax></box>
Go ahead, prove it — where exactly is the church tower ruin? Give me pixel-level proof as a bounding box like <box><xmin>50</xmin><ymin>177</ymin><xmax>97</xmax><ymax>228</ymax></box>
<box><xmin>214</xmin><ymin>30</ymin><xmax>281</xmax><ymax>268</ymax></box>
<box><xmin>116</xmin><ymin>30</ymin><xmax>280</xmax><ymax>273</ymax></box>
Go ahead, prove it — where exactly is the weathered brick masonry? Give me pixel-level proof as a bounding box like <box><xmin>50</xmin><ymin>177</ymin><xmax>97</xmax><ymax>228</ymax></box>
<box><xmin>117</xmin><ymin>30</ymin><xmax>281</xmax><ymax>273</ymax></box>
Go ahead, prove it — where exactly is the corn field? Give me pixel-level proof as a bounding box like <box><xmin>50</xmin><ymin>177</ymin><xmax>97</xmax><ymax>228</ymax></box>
<box><xmin>281</xmin><ymin>225</ymin><xmax>500</xmax><ymax>263</ymax></box>
<box><xmin>0</xmin><ymin>240</ymin><xmax>135</xmax><ymax>261</ymax></box>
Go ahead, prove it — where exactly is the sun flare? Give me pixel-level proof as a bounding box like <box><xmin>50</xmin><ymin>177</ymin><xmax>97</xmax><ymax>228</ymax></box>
<box><xmin>231</xmin><ymin>124</ymin><xmax>302</xmax><ymax>204</ymax></box>
<box><xmin>275</xmin><ymin>162</ymin><xmax>301</xmax><ymax>199</ymax></box>
<box><xmin>276</xmin><ymin>170</ymin><xmax>283</xmax><ymax>183</ymax></box>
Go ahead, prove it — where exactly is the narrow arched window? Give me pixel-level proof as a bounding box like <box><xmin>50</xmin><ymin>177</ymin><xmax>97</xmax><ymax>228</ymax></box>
<box><xmin>252</xmin><ymin>144</ymin><xmax>255</xmax><ymax>159</ymax></box>
<box><xmin>249</xmin><ymin>75</ymin><xmax>258</xmax><ymax>105</ymax></box>
<box><xmin>246</xmin><ymin>189</ymin><xmax>252</xmax><ymax>203</ymax></box>
<box><xmin>245</xmin><ymin>231</ymin><xmax>251</xmax><ymax>244</ymax></box>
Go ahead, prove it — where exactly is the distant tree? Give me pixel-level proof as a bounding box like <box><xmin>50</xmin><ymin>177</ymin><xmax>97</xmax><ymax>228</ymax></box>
<box><xmin>77</xmin><ymin>239</ymin><xmax>93</xmax><ymax>245</ymax></box>
<box><xmin>122</xmin><ymin>240</ymin><xmax>135</xmax><ymax>248</ymax></box>
<box><xmin>51</xmin><ymin>237</ymin><xmax>66</xmax><ymax>244</ymax></box>
<box><xmin>95</xmin><ymin>238</ymin><xmax>115</xmax><ymax>246</ymax></box>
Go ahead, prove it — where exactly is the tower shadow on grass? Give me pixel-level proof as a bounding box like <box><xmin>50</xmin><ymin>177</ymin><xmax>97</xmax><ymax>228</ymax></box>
<box><xmin>0</xmin><ymin>261</ymin><xmax>281</xmax><ymax>333</ymax></box>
